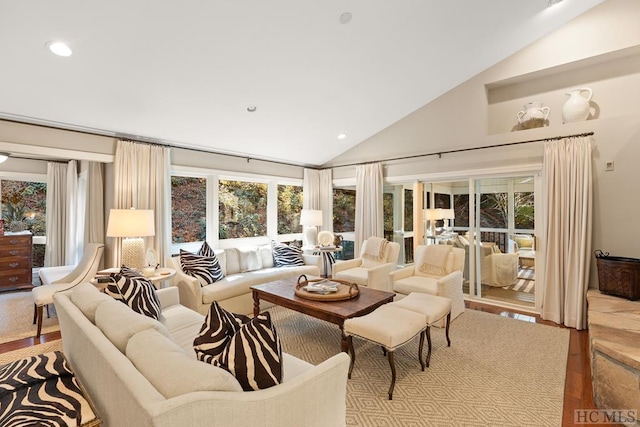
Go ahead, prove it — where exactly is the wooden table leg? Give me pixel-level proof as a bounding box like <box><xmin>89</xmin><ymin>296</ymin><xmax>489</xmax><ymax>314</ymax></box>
<box><xmin>340</xmin><ymin>325</ymin><xmax>349</xmax><ymax>353</ymax></box>
<box><xmin>252</xmin><ymin>291</ymin><xmax>260</xmax><ymax>317</ymax></box>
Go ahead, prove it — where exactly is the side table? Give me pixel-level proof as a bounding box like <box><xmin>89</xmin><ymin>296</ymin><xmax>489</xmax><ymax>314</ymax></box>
<box><xmin>305</xmin><ymin>246</ymin><xmax>343</xmax><ymax>278</ymax></box>
<box><xmin>91</xmin><ymin>267</ymin><xmax>176</xmax><ymax>290</ymax></box>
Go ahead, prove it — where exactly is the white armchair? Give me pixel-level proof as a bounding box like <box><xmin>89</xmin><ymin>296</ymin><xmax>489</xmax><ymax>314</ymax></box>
<box><xmin>32</xmin><ymin>242</ymin><xmax>104</xmax><ymax>337</ymax></box>
<box><xmin>390</xmin><ymin>245</ymin><xmax>466</xmax><ymax>322</ymax></box>
<box><xmin>333</xmin><ymin>238</ymin><xmax>400</xmax><ymax>292</ymax></box>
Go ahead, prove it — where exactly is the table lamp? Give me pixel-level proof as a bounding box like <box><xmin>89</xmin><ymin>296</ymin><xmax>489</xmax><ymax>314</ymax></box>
<box><xmin>300</xmin><ymin>209</ymin><xmax>323</xmax><ymax>247</ymax></box>
<box><xmin>106</xmin><ymin>208</ymin><xmax>155</xmax><ymax>270</ymax></box>
<box><xmin>423</xmin><ymin>208</ymin><xmax>443</xmax><ymax>237</ymax></box>
<box><xmin>440</xmin><ymin>208</ymin><xmax>455</xmax><ymax>233</ymax></box>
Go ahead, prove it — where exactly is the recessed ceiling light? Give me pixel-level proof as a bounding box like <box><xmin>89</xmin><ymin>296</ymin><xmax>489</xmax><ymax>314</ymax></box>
<box><xmin>339</xmin><ymin>12</ymin><xmax>352</xmax><ymax>24</ymax></box>
<box><xmin>46</xmin><ymin>41</ymin><xmax>72</xmax><ymax>57</ymax></box>
<box><xmin>547</xmin><ymin>0</ymin><xmax>564</xmax><ymax>7</ymax></box>
<box><xmin>0</xmin><ymin>153</ymin><xmax>9</xmax><ymax>163</ymax></box>
<box><xmin>337</xmin><ymin>133</ymin><xmax>347</xmax><ymax>140</ymax></box>
<box><xmin>247</xmin><ymin>105</ymin><xmax>257</xmax><ymax>112</ymax></box>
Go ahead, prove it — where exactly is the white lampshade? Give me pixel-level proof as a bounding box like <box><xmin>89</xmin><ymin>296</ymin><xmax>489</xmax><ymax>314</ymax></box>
<box><xmin>440</xmin><ymin>209</ymin><xmax>455</xmax><ymax>220</ymax></box>
<box><xmin>423</xmin><ymin>208</ymin><xmax>443</xmax><ymax>221</ymax></box>
<box><xmin>107</xmin><ymin>209</ymin><xmax>155</xmax><ymax>269</ymax></box>
<box><xmin>299</xmin><ymin>209</ymin><xmax>323</xmax><ymax>226</ymax></box>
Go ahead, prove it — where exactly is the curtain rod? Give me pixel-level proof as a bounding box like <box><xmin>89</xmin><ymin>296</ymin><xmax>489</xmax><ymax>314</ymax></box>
<box><xmin>328</xmin><ymin>131</ymin><xmax>595</xmax><ymax>169</ymax></box>
<box><xmin>0</xmin><ymin>118</ymin><xmax>316</xmax><ymax>170</ymax></box>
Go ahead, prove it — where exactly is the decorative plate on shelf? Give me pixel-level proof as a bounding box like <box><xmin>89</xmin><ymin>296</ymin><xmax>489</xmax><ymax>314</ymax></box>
<box><xmin>146</xmin><ymin>249</ymin><xmax>158</xmax><ymax>267</ymax></box>
<box><xmin>317</xmin><ymin>231</ymin><xmax>334</xmax><ymax>247</ymax></box>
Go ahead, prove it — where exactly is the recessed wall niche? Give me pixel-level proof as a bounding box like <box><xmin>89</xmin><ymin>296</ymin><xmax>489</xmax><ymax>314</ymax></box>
<box><xmin>485</xmin><ymin>45</ymin><xmax>640</xmax><ymax>135</ymax></box>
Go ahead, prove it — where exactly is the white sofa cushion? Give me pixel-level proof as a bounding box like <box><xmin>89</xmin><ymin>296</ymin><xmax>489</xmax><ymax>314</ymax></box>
<box><xmin>95</xmin><ymin>300</ymin><xmax>171</xmax><ymax>353</ymax></box>
<box><xmin>161</xmin><ymin>304</ymin><xmax>208</xmax><ymax>357</ymax></box>
<box><xmin>393</xmin><ymin>275</ymin><xmax>438</xmax><ymax>296</ymax></box>
<box><xmin>70</xmin><ymin>282</ymin><xmax>114</xmax><ymax>323</ymax></box>
<box><xmin>237</xmin><ymin>247</ymin><xmax>263</xmax><ymax>272</ymax></box>
<box><xmin>333</xmin><ymin>267</ymin><xmax>369</xmax><ymax>287</ymax></box>
<box><xmin>258</xmin><ymin>244</ymin><xmax>274</xmax><ymax>268</ymax></box>
<box><xmin>126</xmin><ymin>328</ymin><xmax>243</xmax><ymax>398</ymax></box>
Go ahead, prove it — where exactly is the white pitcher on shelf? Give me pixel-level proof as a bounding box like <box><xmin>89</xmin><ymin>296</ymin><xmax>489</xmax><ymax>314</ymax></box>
<box><xmin>562</xmin><ymin>88</ymin><xmax>593</xmax><ymax>123</ymax></box>
<box><xmin>516</xmin><ymin>101</ymin><xmax>550</xmax><ymax>129</ymax></box>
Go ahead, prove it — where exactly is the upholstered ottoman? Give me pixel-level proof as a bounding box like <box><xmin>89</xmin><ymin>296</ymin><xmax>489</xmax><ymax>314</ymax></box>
<box><xmin>0</xmin><ymin>351</ymin><xmax>100</xmax><ymax>426</ymax></box>
<box><xmin>390</xmin><ymin>292</ymin><xmax>452</xmax><ymax>367</ymax></box>
<box><xmin>344</xmin><ymin>304</ymin><xmax>427</xmax><ymax>400</ymax></box>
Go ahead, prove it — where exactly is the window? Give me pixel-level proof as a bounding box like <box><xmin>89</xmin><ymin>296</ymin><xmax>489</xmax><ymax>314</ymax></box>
<box><xmin>219</xmin><ymin>179</ymin><xmax>267</xmax><ymax>239</ymax></box>
<box><xmin>383</xmin><ymin>192</ymin><xmax>393</xmax><ymax>241</ymax></box>
<box><xmin>1</xmin><ymin>180</ymin><xmax>47</xmax><ymax>267</ymax></box>
<box><xmin>454</xmin><ymin>194</ymin><xmax>469</xmax><ymax>228</ymax></box>
<box><xmin>515</xmin><ymin>191</ymin><xmax>534</xmax><ymax>230</ymax></box>
<box><xmin>277</xmin><ymin>184</ymin><xmax>303</xmax><ymax>235</ymax></box>
<box><xmin>404</xmin><ymin>189</ymin><xmax>413</xmax><ymax>231</ymax></box>
<box><xmin>333</xmin><ymin>188</ymin><xmax>355</xmax><ymax>233</ymax></box>
<box><xmin>480</xmin><ymin>192</ymin><xmax>507</xmax><ymax>229</ymax></box>
<box><xmin>171</xmin><ymin>176</ymin><xmax>206</xmax><ymax>243</ymax></box>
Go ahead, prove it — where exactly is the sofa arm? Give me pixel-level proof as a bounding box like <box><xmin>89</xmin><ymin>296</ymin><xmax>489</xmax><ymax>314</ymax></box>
<box><xmin>302</xmin><ymin>254</ymin><xmax>322</xmax><ymax>270</ymax></box>
<box><xmin>156</xmin><ymin>287</ymin><xmax>180</xmax><ymax>309</ymax></box>
<box><xmin>367</xmin><ymin>262</ymin><xmax>397</xmax><ymax>292</ymax></box>
<box><xmin>332</xmin><ymin>258</ymin><xmax>362</xmax><ymax>275</ymax></box>
<box><xmin>167</xmin><ymin>257</ymin><xmax>203</xmax><ymax>313</ymax></box>
<box><xmin>390</xmin><ymin>265</ymin><xmax>414</xmax><ymax>283</ymax></box>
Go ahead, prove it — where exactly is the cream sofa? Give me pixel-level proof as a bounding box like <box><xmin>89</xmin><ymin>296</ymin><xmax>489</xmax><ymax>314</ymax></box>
<box><xmin>54</xmin><ymin>283</ymin><xmax>350</xmax><ymax>427</ymax></box>
<box><xmin>169</xmin><ymin>244</ymin><xmax>321</xmax><ymax>315</ymax></box>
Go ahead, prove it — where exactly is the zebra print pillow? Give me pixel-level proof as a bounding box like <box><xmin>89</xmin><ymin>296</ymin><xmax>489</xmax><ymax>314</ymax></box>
<box><xmin>198</xmin><ymin>241</ymin><xmax>215</xmax><ymax>257</ymax></box>
<box><xmin>216</xmin><ymin>311</ymin><xmax>283</xmax><ymax>391</ymax></box>
<box><xmin>193</xmin><ymin>301</ymin><xmax>250</xmax><ymax>364</ymax></box>
<box><xmin>180</xmin><ymin>249</ymin><xmax>224</xmax><ymax>286</ymax></box>
<box><xmin>118</xmin><ymin>265</ymin><xmax>145</xmax><ymax>278</ymax></box>
<box><xmin>106</xmin><ymin>273</ymin><xmax>161</xmax><ymax>320</ymax></box>
<box><xmin>0</xmin><ymin>351</ymin><xmax>97</xmax><ymax>426</ymax></box>
<box><xmin>272</xmin><ymin>241</ymin><xmax>304</xmax><ymax>267</ymax></box>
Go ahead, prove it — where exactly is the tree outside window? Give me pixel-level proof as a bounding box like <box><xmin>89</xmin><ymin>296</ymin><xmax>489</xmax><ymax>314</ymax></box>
<box><xmin>277</xmin><ymin>184</ymin><xmax>303</xmax><ymax>235</ymax></box>
<box><xmin>171</xmin><ymin>176</ymin><xmax>206</xmax><ymax>243</ymax></box>
<box><xmin>333</xmin><ymin>188</ymin><xmax>355</xmax><ymax>232</ymax></box>
<box><xmin>219</xmin><ymin>180</ymin><xmax>267</xmax><ymax>239</ymax></box>
<box><xmin>515</xmin><ymin>192</ymin><xmax>534</xmax><ymax>230</ymax></box>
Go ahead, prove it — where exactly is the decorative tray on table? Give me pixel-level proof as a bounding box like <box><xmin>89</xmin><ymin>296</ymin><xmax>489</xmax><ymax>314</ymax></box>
<box><xmin>295</xmin><ymin>275</ymin><xmax>359</xmax><ymax>301</ymax></box>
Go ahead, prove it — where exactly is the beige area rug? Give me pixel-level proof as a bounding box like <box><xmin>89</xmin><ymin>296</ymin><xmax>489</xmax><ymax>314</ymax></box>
<box><xmin>0</xmin><ymin>339</ymin><xmax>63</xmax><ymax>366</ymax></box>
<box><xmin>0</xmin><ymin>290</ymin><xmax>60</xmax><ymax>344</ymax></box>
<box><xmin>269</xmin><ymin>306</ymin><xmax>569</xmax><ymax>427</ymax></box>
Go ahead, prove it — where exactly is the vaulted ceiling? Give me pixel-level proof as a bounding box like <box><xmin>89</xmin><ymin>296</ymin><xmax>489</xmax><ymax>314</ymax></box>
<box><xmin>0</xmin><ymin>0</ymin><xmax>604</xmax><ymax>167</ymax></box>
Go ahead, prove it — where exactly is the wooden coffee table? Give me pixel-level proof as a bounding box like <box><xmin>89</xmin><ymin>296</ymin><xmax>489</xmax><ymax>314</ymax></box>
<box><xmin>251</xmin><ymin>277</ymin><xmax>395</xmax><ymax>352</ymax></box>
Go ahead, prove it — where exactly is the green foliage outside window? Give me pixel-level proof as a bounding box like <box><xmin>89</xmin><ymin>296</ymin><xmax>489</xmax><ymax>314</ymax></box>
<box><xmin>277</xmin><ymin>185</ymin><xmax>303</xmax><ymax>235</ymax></box>
<box><xmin>404</xmin><ymin>189</ymin><xmax>413</xmax><ymax>231</ymax></box>
<box><xmin>515</xmin><ymin>192</ymin><xmax>534</xmax><ymax>230</ymax></box>
<box><xmin>219</xmin><ymin>180</ymin><xmax>267</xmax><ymax>239</ymax></box>
<box><xmin>333</xmin><ymin>188</ymin><xmax>355</xmax><ymax>232</ymax></box>
<box><xmin>171</xmin><ymin>177</ymin><xmax>206</xmax><ymax>243</ymax></box>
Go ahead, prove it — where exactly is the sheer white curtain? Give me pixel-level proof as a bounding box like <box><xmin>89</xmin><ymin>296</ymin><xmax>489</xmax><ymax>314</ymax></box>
<box><xmin>303</xmin><ymin>168</ymin><xmax>333</xmax><ymax>232</ymax></box>
<box><xmin>112</xmin><ymin>140</ymin><xmax>171</xmax><ymax>267</ymax></box>
<box><xmin>44</xmin><ymin>161</ymin><xmax>79</xmax><ymax>266</ymax></box>
<box><xmin>541</xmin><ymin>136</ymin><xmax>593</xmax><ymax>330</ymax></box>
<box><xmin>355</xmin><ymin>163</ymin><xmax>384</xmax><ymax>255</ymax></box>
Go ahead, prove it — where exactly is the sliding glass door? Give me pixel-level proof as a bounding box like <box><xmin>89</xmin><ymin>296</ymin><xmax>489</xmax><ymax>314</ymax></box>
<box><xmin>470</xmin><ymin>176</ymin><xmax>537</xmax><ymax>308</ymax></box>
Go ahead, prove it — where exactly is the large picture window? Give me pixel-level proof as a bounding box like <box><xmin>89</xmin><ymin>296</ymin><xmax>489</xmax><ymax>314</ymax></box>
<box><xmin>219</xmin><ymin>179</ymin><xmax>267</xmax><ymax>239</ymax></box>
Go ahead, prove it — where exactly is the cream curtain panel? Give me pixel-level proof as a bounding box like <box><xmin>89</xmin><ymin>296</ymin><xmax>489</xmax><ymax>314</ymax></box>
<box><xmin>541</xmin><ymin>136</ymin><xmax>593</xmax><ymax>330</ymax></box>
<box><xmin>303</xmin><ymin>168</ymin><xmax>333</xmax><ymax>232</ymax></box>
<box><xmin>355</xmin><ymin>163</ymin><xmax>384</xmax><ymax>255</ymax></box>
<box><xmin>111</xmin><ymin>140</ymin><xmax>171</xmax><ymax>268</ymax></box>
<box><xmin>84</xmin><ymin>161</ymin><xmax>104</xmax><ymax>246</ymax></box>
<box><xmin>44</xmin><ymin>161</ymin><xmax>79</xmax><ymax>267</ymax></box>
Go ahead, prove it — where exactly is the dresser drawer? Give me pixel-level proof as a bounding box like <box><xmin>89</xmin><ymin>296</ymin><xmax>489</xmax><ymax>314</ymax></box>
<box><xmin>0</xmin><ymin>269</ymin><xmax>32</xmax><ymax>285</ymax></box>
<box><xmin>0</xmin><ymin>256</ymin><xmax>31</xmax><ymax>270</ymax></box>
<box><xmin>0</xmin><ymin>246</ymin><xmax>31</xmax><ymax>258</ymax></box>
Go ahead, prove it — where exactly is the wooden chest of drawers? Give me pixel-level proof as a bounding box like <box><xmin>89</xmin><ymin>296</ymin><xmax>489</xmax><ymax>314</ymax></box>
<box><xmin>0</xmin><ymin>234</ymin><xmax>33</xmax><ymax>291</ymax></box>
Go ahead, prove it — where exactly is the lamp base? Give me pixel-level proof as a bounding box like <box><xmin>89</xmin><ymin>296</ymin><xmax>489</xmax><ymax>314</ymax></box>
<box><xmin>303</xmin><ymin>226</ymin><xmax>318</xmax><ymax>247</ymax></box>
<box><xmin>122</xmin><ymin>237</ymin><xmax>146</xmax><ymax>270</ymax></box>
